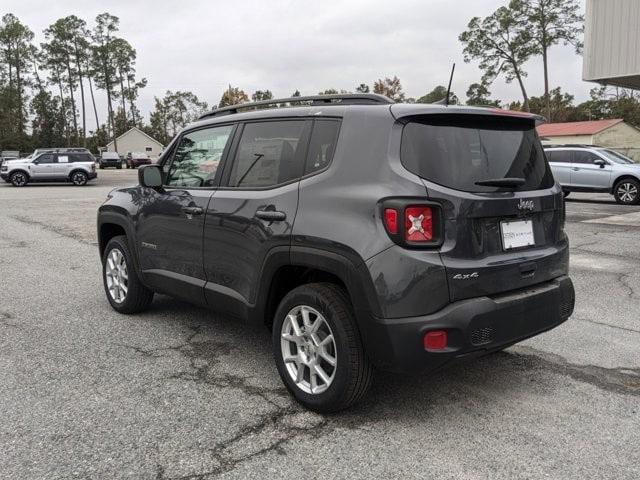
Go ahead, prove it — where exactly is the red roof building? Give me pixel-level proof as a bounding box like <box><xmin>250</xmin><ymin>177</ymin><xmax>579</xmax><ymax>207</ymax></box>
<box><xmin>537</xmin><ymin>119</ymin><xmax>640</xmax><ymax>161</ymax></box>
<box><xmin>537</xmin><ymin>119</ymin><xmax>624</xmax><ymax>138</ymax></box>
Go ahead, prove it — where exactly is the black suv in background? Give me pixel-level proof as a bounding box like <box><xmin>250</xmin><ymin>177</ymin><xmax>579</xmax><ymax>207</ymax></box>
<box><xmin>97</xmin><ymin>94</ymin><xmax>574</xmax><ymax>412</ymax></box>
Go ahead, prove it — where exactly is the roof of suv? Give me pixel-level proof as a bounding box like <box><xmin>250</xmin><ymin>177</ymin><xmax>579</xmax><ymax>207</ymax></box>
<box><xmin>189</xmin><ymin>94</ymin><xmax>545</xmax><ymax>130</ymax></box>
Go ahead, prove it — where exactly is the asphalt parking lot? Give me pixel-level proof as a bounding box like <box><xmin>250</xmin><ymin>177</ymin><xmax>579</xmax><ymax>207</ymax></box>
<box><xmin>1</xmin><ymin>170</ymin><xmax>638</xmax><ymax>479</ymax></box>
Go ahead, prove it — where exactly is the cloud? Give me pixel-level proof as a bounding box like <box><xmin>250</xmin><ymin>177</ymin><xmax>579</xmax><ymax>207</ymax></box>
<box><xmin>6</xmin><ymin>0</ymin><xmax>590</xmax><ymax>125</ymax></box>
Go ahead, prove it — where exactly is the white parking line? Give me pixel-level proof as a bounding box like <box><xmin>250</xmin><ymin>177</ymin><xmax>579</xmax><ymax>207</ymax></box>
<box><xmin>583</xmin><ymin>211</ymin><xmax>640</xmax><ymax>226</ymax></box>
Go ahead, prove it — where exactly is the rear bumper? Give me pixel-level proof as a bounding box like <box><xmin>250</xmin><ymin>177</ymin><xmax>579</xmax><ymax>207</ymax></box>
<box><xmin>363</xmin><ymin>276</ymin><xmax>575</xmax><ymax>373</ymax></box>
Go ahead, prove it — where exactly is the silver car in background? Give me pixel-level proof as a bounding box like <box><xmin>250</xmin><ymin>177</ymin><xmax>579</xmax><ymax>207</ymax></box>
<box><xmin>545</xmin><ymin>145</ymin><xmax>640</xmax><ymax>205</ymax></box>
<box><xmin>1</xmin><ymin>151</ymin><xmax>97</xmax><ymax>187</ymax></box>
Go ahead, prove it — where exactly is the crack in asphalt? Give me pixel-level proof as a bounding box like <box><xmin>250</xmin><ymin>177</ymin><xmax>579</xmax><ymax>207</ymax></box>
<box><xmin>0</xmin><ymin>311</ymin><xmax>21</xmax><ymax>329</ymax></box>
<box><xmin>119</xmin><ymin>325</ymin><xmax>336</xmax><ymax>479</ymax></box>
<box><xmin>574</xmin><ymin>316</ymin><xmax>640</xmax><ymax>334</ymax></box>
<box><xmin>617</xmin><ymin>273</ymin><xmax>639</xmax><ymax>300</ymax></box>
<box><xmin>10</xmin><ymin>215</ymin><xmax>97</xmax><ymax>246</ymax></box>
<box><xmin>512</xmin><ymin>345</ymin><xmax>640</xmax><ymax>397</ymax></box>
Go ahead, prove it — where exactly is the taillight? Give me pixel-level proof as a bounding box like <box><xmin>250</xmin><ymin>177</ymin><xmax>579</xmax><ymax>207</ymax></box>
<box><xmin>383</xmin><ymin>208</ymin><xmax>398</xmax><ymax>234</ymax></box>
<box><xmin>381</xmin><ymin>200</ymin><xmax>443</xmax><ymax>248</ymax></box>
<box><xmin>405</xmin><ymin>206</ymin><xmax>433</xmax><ymax>242</ymax></box>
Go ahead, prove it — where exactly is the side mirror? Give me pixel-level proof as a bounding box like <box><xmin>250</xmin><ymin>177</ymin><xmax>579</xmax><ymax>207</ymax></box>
<box><xmin>593</xmin><ymin>158</ymin><xmax>606</xmax><ymax>168</ymax></box>
<box><xmin>139</xmin><ymin>164</ymin><xmax>163</xmax><ymax>188</ymax></box>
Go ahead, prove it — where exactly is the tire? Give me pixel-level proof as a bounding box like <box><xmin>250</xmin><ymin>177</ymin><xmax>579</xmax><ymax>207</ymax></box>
<box><xmin>99</xmin><ymin>164</ymin><xmax>104</xmax><ymax>169</ymax></box>
<box><xmin>102</xmin><ymin>235</ymin><xmax>154</xmax><ymax>313</ymax></box>
<box><xmin>614</xmin><ymin>178</ymin><xmax>640</xmax><ymax>205</ymax></box>
<box><xmin>117</xmin><ymin>164</ymin><xmax>122</xmax><ymax>169</ymax></box>
<box><xmin>70</xmin><ymin>170</ymin><xmax>88</xmax><ymax>186</ymax></box>
<box><xmin>10</xmin><ymin>171</ymin><xmax>28</xmax><ymax>187</ymax></box>
<box><xmin>272</xmin><ymin>283</ymin><xmax>373</xmax><ymax>413</ymax></box>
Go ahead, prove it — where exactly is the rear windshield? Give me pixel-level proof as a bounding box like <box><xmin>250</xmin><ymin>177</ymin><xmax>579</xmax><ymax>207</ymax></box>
<box><xmin>401</xmin><ymin>115</ymin><xmax>554</xmax><ymax>193</ymax></box>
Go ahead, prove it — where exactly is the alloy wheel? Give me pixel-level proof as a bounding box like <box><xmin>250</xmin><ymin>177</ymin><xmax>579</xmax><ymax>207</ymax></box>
<box><xmin>72</xmin><ymin>172</ymin><xmax>87</xmax><ymax>185</ymax></box>
<box><xmin>617</xmin><ymin>182</ymin><xmax>638</xmax><ymax>203</ymax></box>
<box><xmin>280</xmin><ymin>305</ymin><xmax>337</xmax><ymax>394</ymax></box>
<box><xmin>12</xmin><ymin>173</ymin><xmax>26</xmax><ymax>186</ymax></box>
<box><xmin>105</xmin><ymin>248</ymin><xmax>128</xmax><ymax>303</ymax></box>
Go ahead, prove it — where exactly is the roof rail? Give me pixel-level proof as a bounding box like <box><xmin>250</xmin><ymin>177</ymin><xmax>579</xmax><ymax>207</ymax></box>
<box><xmin>198</xmin><ymin>93</ymin><xmax>394</xmax><ymax>120</ymax></box>
<box><xmin>543</xmin><ymin>144</ymin><xmax>604</xmax><ymax>148</ymax></box>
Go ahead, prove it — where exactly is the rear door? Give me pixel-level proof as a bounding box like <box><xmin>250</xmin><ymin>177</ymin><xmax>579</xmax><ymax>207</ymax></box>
<box><xmin>54</xmin><ymin>154</ymin><xmax>71</xmax><ymax>177</ymax></box>
<box><xmin>546</xmin><ymin>150</ymin><xmax>572</xmax><ymax>186</ymax></box>
<box><xmin>400</xmin><ymin>114</ymin><xmax>566</xmax><ymax>301</ymax></box>
<box><xmin>202</xmin><ymin>119</ymin><xmax>311</xmax><ymax>317</ymax></box>
<box><xmin>136</xmin><ymin>124</ymin><xmax>235</xmax><ymax>303</ymax></box>
<box><xmin>570</xmin><ymin>150</ymin><xmax>612</xmax><ymax>189</ymax></box>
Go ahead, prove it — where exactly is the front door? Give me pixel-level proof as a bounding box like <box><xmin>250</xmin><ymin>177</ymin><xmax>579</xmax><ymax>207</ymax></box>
<box><xmin>29</xmin><ymin>153</ymin><xmax>56</xmax><ymax>179</ymax></box>
<box><xmin>571</xmin><ymin>150</ymin><xmax>612</xmax><ymax>189</ymax></box>
<box><xmin>203</xmin><ymin>119</ymin><xmax>311</xmax><ymax>317</ymax></box>
<box><xmin>136</xmin><ymin>124</ymin><xmax>235</xmax><ymax>304</ymax></box>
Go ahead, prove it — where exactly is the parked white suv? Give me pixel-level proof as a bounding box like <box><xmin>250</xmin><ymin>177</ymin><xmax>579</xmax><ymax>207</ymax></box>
<box><xmin>545</xmin><ymin>145</ymin><xmax>640</xmax><ymax>205</ymax></box>
<box><xmin>1</xmin><ymin>151</ymin><xmax>97</xmax><ymax>187</ymax></box>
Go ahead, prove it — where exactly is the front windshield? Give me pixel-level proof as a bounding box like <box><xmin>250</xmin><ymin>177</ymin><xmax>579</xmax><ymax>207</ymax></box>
<box><xmin>599</xmin><ymin>149</ymin><xmax>636</xmax><ymax>164</ymax></box>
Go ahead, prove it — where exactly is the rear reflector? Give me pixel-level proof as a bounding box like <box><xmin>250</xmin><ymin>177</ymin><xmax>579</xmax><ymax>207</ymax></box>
<box><xmin>405</xmin><ymin>206</ymin><xmax>433</xmax><ymax>242</ymax></box>
<box><xmin>383</xmin><ymin>208</ymin><xmax>398</xmax><ymax>234</ymax></box>
<box><xmin>423</xmin><ymin>330</ymin><xmax>447</xmax><ymax>350</ymax></box>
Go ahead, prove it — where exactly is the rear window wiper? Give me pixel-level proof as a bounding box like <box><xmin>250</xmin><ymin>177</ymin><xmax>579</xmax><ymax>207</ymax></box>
<box><xmin>475</xmin><ymin>177</ymin><xmax>526</xmax><ymax>188</ymax></box>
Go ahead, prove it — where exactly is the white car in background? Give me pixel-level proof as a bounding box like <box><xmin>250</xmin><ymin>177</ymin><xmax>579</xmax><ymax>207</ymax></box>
<box><xmin>545</xmin><ymin>145</ymin><xmax>640</xmax><ymax>205</ymax></box>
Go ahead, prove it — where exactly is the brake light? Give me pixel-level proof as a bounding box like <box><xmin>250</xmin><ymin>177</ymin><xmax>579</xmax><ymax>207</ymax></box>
<box><xmin>424</xmin><ymin>330</ymin><xmax>447</xmax><ymax>350</ymax></box>
<box><xmin>405</xmin><ymin>206</ymin><xmax>433</xmax><ymax>242</ymax></box>
<box><xmin>381</xmin><ymin>200</ymin><xmax>443</xmax><ymax>248</ymax></box>
<box><xmin>383</xmin><ymin>208</ymin><xmax>398</xmax><ymax>234</ymax></box>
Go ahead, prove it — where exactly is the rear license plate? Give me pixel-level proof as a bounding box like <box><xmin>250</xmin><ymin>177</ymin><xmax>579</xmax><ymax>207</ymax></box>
<box><xmin>500</xmin><ymin>220</ymin><xmax>534</xmax><ymax>250</ymax></box>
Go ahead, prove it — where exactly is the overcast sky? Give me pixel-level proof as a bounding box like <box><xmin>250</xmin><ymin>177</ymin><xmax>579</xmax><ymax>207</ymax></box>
<box><xmin>6</xmin><ymin>0</ymin><xmax>590</xmax><ymax>125</ymax></box>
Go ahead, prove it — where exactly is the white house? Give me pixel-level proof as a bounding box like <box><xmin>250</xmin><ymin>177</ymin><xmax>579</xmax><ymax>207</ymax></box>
<box><xmin>105</xmin><ymin>127</ymin><xmax>164</xmax><ymax>159</ymax></box>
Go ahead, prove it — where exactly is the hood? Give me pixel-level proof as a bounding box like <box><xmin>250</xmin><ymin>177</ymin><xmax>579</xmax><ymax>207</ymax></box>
<box><xmin>4</xmin><ymin>159</ymin><xmax>30</xmax><ymax>165</ymax></box>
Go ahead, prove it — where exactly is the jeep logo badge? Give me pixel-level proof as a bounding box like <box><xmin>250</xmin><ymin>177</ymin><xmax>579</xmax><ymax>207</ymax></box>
<box><xmin>517</xmin><ymin>199</ymin><xmax>535</xmax><ymax>212</ymax></box>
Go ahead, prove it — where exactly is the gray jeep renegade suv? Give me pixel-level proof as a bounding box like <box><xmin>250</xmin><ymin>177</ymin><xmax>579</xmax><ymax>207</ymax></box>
<box><xmin>97</xmin><ymin>94</ymin><xmax>575</xmax><ymax>411</ymax></box>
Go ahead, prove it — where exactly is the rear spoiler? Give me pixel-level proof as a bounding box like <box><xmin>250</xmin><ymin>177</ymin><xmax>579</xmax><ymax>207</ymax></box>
<box><xmin>390</xmin><ymin>104</ymin><xmax>546</xmax><ymax>126</ymax></box>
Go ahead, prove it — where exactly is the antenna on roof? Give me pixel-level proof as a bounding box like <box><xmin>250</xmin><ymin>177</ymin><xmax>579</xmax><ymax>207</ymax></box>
<box><xmin>445</xmin><ymin>63</ymin><xmax>455</xmax><ymax>107</ymax></box>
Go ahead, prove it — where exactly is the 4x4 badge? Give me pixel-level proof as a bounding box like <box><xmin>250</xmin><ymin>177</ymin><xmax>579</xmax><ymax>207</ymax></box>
<box><xmin>517</xmin><ymin>199</ymin><xmax>535</xmax><ymax>211</ymax></box>
<box><xmin>453</xmin><ymin>272</ymin><xmax>479</xmax><ymax>280</ymax></box>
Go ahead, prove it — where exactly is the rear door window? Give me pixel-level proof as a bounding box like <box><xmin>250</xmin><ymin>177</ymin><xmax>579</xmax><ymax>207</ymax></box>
<box><xmin>401</xmin><ymin>115</ymin><xmax>554</xmax><ymax>192</ymax></box>
<box><xmin>227</xmin><ymin>120</ymin><xmax>308</xmax><ymax>188</ymax></box>
<box><xmin>572</xmin><ymin>151</ymin><xmax>601</xmax><ymax>165</ymax></box>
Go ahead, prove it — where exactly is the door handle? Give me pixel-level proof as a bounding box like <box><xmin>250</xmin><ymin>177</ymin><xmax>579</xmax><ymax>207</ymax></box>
<box><xmin>572</xmin><ymin>167</ymin><xmax>580</xmax><ymax>171</ymax></box>
<box><xmin>182</xmin><ymin>206</ymin><xmax>204</xmax><ymax>216</ymax></box>
<box><xmin>255</xmin><ymin>209</ymin><xmax>286</xmax><ymax>221</ymax></box>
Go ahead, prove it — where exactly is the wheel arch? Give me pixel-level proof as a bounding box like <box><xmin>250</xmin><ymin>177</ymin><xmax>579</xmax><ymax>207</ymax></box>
<box><xmin>253</xmin><ymin>246</ymin><xmax>381</xmax><ymax>332</ymax></box>
<box><xmin>68</xmin><ymin>168</ymin><xmax>89</xmax><ymax>180</ymax></box>
<box><xmin>9</xmin><ymin>169</ymin><xmax>30</xmax><ymax>179</ymax></box>
<box><xmin>97</xmin><ymin>211</ymin><xmax>143</xmax><ymax>278</ymax></box>
<box><xmin>611</xmin><ymin>174</ymin><xmax>640</xmax><ymax>194</ymax></box>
